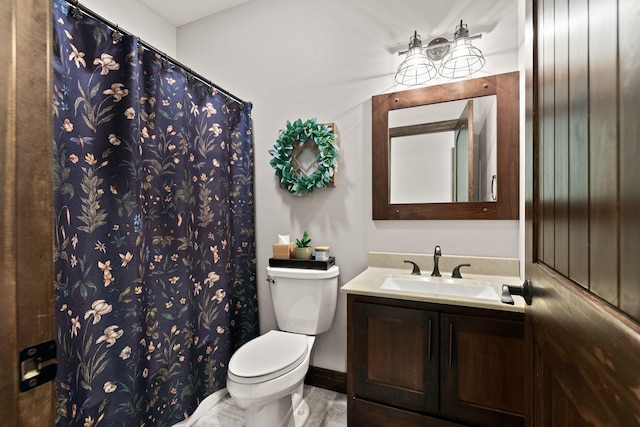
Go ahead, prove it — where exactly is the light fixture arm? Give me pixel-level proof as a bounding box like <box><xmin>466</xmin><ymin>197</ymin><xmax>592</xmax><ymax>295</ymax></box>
<box><xmin>397</xmin><ymin>33</ymin><xmax>482</xmax><ymax>56</ymax></box>
<box><xmin>408</xmin><ymin>30</ymin><xmax>423</xmax><ymax>50</ymax></box>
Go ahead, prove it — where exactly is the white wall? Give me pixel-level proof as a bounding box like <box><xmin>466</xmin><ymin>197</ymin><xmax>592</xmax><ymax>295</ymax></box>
<box><xmin>73</xmin><ymin>0</ymin><xmax>522</xmax><ymax>374</ymax></box>
<box><xmin>177</xmin><ymin>0</ymin><xmax>521</xmax><ymax>372</ymax></box>
<box><xmin>80</xmin><ymin>0</ymin><xmax>177</xmax><ymax>56</ymax></box>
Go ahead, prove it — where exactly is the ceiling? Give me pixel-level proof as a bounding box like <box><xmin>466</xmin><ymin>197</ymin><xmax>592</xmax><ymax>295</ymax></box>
<box><xmin>139</xmin><ymin>0</ymin><xmax>253</xmax><ymax>27</ymax></box>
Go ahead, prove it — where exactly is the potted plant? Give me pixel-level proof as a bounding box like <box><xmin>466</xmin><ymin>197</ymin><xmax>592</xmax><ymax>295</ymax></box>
<box><xmin>294</xmin><ymin>231</ymin><xmax>313</xmax><ymax>260</ymax></box>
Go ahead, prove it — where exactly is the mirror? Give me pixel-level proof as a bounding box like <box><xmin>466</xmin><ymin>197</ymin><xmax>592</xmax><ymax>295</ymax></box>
<box><xmin>372</xmin><ymin>71</ymin><xmax>519</xmax><ymax>220</ymax></box>
<box><xmin>389</xmin><ymin>95</ymin><xmax>497</xmax><ymax>203</ymax></box>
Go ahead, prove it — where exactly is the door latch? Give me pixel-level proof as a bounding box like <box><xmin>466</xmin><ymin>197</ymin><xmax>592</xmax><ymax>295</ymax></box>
<box><xmin>19</xmin><ymin>340</ymin><xmax>57</xmax><ymax>392</ymax></box>
<box><xmin>501</xmin><ymin>278</ymin><xmax>533</xmax><ymax>305</ymax></box>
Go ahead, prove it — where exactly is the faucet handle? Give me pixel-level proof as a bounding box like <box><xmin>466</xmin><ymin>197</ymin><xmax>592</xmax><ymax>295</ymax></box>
<box><xmin>451</xmin><ymin>263</ymin><xmax>471</xmax><ymax>279</ymax></box>
<box><xmin>403</xmin><ymin>260</ymin><xmax>421</xmax><ymax>275</ymax></box>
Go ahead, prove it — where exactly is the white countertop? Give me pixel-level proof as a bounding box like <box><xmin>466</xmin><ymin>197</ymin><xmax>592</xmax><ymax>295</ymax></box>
<box><xmin>341</xmin><ymin>252</ymin><xmax>526</xmax><ymax>313</ymax></box>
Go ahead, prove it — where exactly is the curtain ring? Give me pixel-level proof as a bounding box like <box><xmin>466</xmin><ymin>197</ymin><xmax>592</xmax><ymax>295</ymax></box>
<box><xmin>207</xmin><ymin>86</ymin><xmax>216</xmax><ymax>96</ymax></box>
<box><xmin>161</xmin><ymin>54</ymin><xmax>170</xmax><ymax>70</ymax></box>
<box><xmin>70</xmin><ymin>0</ymin><xmax>84</xmax><ymax>20</ymax></box>
<box><xmin>185</xmin><ymin>67</ymin><xmax>195</xmax><ymax>83</ymax></box>
<box><xmin>111</xmin><ymin>25</ymin><xmax>123</xmax><ymax>43</ymax></box>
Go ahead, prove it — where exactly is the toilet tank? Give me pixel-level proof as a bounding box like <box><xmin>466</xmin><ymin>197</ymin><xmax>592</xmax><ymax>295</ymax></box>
<box><xmin>267</xmin><ymin>265</ymin><xmax>339</xmax><ymax>335</ymax></box>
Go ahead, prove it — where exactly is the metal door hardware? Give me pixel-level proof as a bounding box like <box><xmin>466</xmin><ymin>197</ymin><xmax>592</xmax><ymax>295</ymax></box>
<box><xmin>501</xmin><ymin>278</ymin><xmax>533</xmax><ymax>305</ymax></box>
<box><xmin>19</xmin><ymin>340</ymin><xmax>57</xmax><ymax>392</ymax></box>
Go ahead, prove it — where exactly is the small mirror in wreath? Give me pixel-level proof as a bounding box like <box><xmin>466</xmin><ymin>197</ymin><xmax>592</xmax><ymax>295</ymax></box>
<box><xmin>269</xmin><ymin>118</ymin><xmax>339</xmax><ymax>196</ymax></box>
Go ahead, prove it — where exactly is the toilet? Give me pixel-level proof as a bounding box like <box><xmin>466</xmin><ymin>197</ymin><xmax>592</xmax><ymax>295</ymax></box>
<box><xmin>226</xmin><ymin>265</ymin><xmax>340</xmax><ymax>427</ymax></box>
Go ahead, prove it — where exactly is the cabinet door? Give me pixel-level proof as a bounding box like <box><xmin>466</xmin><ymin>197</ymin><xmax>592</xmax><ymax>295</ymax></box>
<box><xmin>441</xmin><ymin>314</ymin><xmax>525</xmax><ymax>427</ymax></box>
<box><xmin>353</xmin><ymin>302</ymin><xmax>439</xmax><ymax>412</ymax></box>
<box><xmin>351</xmin><ymin>398</ymin><xmax>465</xmax><ymax>427</ymax></box>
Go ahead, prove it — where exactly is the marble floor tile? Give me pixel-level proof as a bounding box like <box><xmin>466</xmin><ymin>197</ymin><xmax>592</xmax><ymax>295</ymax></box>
<box><xmin>182</xmin><ymin>385</ymin><xmax>347</xmax><ymax>427</ymax></box>
<box><xmin>303</xmin><ymin>386</ymin><xmax>347</xmax><ymax>427</ymax></box>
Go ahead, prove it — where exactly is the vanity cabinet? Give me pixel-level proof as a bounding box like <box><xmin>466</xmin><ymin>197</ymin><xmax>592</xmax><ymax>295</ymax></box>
<box><xmin>347</xmin><ymin>294</ymin><xmax>524</xmax><ymax>427</ymax></box>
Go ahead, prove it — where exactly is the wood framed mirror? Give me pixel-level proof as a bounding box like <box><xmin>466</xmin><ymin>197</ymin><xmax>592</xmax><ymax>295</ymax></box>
<box><xmin>372</xmin><ymin>71</ymin><xmax>519</xmax><ymax>220</ymax></box>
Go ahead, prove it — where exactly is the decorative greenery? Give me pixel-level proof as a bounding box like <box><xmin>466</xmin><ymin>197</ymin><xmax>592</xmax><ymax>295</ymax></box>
<box><xmin>295</xmin><ymin>231</ymin><xmax>311</xmax><ymax>248</ymax></box>
<box><xmin>269</xmin><ymin>118</ymin><xmax>339</xmax><ymax>196</ymax></box>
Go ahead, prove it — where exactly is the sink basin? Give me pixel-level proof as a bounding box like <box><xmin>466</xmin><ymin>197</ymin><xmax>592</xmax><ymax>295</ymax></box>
<box><xmin>380</xmin><ymin>276</ymin><xmax>500</xmax><ymax>301</ymax></box>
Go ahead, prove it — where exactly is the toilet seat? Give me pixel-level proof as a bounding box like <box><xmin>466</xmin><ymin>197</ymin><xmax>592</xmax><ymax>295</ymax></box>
<box><xmin>228</xmin><ymin>330</ymin><xmax>309</xmax><ymax>384</ymax></box>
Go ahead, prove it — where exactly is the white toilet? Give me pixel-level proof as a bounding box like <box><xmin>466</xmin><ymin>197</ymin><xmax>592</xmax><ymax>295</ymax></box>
<box><xmin>226</xmin><ymin>265</ymin><xmax>340</xmax><ymax>427</ymax></box>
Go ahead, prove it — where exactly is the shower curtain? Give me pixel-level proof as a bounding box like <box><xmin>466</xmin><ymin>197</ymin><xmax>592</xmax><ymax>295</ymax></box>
<box><xmin>52</xmin><ymin>2</ymin><xmax>258</xmax><ymax>425</ymax></box>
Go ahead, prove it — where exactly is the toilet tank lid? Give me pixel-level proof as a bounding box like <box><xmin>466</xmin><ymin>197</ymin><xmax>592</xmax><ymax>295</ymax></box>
<box><xmin>266</xmin><ymin>265</ymin><xmax>339</xmax><ymax>279</ymax></box>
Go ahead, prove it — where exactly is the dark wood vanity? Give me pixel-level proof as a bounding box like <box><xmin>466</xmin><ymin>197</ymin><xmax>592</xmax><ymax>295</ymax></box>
<box><xmin>347</xmin><ymin>294</ymin><xmax>525</xmax><ymax>427</ymax></box>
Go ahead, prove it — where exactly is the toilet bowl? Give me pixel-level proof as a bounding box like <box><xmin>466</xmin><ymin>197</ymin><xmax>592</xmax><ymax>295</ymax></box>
<box><xmin>227</xmin><ymin>331</ymin><xmax>315</xmax><ymax>427</ymax></box>
<box><xmin>226</xmin><ymin>265</ymin><xmax>339</xmax><ymax>427</ymax></box>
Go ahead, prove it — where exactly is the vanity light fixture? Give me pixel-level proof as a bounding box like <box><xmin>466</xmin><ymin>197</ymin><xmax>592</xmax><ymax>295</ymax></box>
<box><xmin>394</xmin><ymin>31</ymin><xmax>438</xmax><ymax>86</ymax></box>
<box><xmin>439</xmin><ymin>20</ymin><xmax>486</xmax><ymax>79</ymax></box>
<box><xmin>395</xmin><ymin>20</ymin><xmax>485</xmax><ymax>86</ymax></box>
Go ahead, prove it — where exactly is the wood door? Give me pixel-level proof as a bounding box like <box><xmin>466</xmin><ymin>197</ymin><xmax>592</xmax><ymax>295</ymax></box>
<box><xmin>525</xmin><ymin>266</ymin><xmax>640</xmax><ymax>426</ymax></box>
<box><xmin>350</xmin><ymin>298</ymin><xmax>439</xmax><ymax>413</ymax></box>
<box><xmin>0</xmin><ymin>0</ymin><xmax>56</xmax><ymax>425</ymax></box>
<box><xmin>441</xmin><ymin>314</ymin><xmax>524</xmax><ymax>427</ymax></box>
<box><xmin>525</xmin><ymin>0</ymin><xmax>640</xmax><ymax>425</ymax></box>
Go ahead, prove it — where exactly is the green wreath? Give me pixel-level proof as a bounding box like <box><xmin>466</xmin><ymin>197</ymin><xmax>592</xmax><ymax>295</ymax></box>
<box><xmin>269</xmin><ymin>118</ymin><xmax>339</xmax><ymax>196</ymax></box>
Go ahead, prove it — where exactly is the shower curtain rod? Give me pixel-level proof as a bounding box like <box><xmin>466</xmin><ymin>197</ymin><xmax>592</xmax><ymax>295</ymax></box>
<box><xmin>66</xmin><ymin>0</ymin><xmax>247</xmax><ymax>107</ymax></box>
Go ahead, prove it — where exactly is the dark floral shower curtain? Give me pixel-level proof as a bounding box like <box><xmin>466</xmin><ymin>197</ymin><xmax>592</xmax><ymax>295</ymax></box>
<box><xmin>52</xmin><ymin>2</ymin><xmax>258</xmax><ymax>425</ymax></box>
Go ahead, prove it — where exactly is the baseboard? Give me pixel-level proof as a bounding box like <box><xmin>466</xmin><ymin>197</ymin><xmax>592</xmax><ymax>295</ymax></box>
<box><xmin>304</xmin><ymin>366</ymin><xmax>347</xmax><ymax>394</ymax></box>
